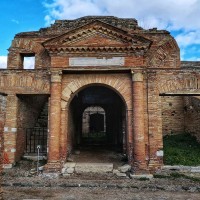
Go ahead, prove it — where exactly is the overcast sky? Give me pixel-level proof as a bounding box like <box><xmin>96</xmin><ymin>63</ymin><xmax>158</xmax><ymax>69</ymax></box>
<box><xmin>0</xmin><ymin>0</ymin><xmax>200</xmax><ymax>68</ymax></box>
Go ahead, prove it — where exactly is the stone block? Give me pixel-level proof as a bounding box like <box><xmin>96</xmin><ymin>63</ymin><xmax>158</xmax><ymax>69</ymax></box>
<box><xmin>63</xmin><ymin>162</ymin><xmax>76</xmax><ymax>168</ymax></box>
<box><xmin>75</xmin><ymin>163</ymin><xmax>113</xmax><ymax>173</ymax></box>
<box><xmin>113</xmin><ymin>169</ymin><xmax>120</xmax><ymax>174</ymax></box>
<box><xmin>42</xmin><ymin>173</ymin><xmax>60</xmax><ymax>179</ymax></box>
<box><xmin>118</xmin><ymin>164</ymin><xmax>131</xmax><ymax>173</ymax></box>
<box><xmin>116</xmin><ymin>172</ymin><xmax>127</xmax><ymax>177</ymax></box>
<box><xmin>191</xmin><ymin>167</ymin><xmax>200</xmax><ymax>173</ymax></box>
<box><xmin>66</xmin><ymin>167</ymin><xmax>74</xmax><ymax>174</ymax></box>
<box><xmin>3</xmin><ymin>164</ymin><xmax>13</xmax><ymax>169</ymax></box>
<box><xmin>130</xmin><ymin>174</ymin><xmax>153</xmax><ymax>179</ymax></box>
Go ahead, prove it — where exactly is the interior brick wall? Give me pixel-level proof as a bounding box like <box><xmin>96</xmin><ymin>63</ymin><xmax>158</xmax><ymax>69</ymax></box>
<box><xmin>0</xmin><ymin>95</ymin><xmax>6</xmax><ymax>169</ymax></box>
<box><xmin>184</xmin><ymin>97</ymin><xmax>200</xmax><ymax>142</ymax></box>
<box><xmin>16</xmin><ymin>95</ymin><xmax>48</xmax><ymax>161</ymax></box>
<box><xmin>161</xmin><ymin>96</ymin><xmax>185</xmax><ymax>135</ymax></box>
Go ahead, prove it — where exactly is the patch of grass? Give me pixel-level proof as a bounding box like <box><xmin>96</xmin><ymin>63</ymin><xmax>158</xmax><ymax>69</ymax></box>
<box><xmin>138</xmin><ymin>177</ymin><xmax>150</xmax><ymax>181</ymax></box>
<box><xmin>170</xmin><ymin>172</ymin><xmax>200</xmax><ymax>182</ymax></box>
<box><xmin>163</xmin><ymin>133</ymin><xmax>200</xmax><ymax>166</ymax></box>
<box><xmin>170</xmin><ymin>172</ymin><xmax>185</xmax><ymax>178</ymax></box>
<box><xmin>153</xmin><ymin>174</ymin><xmax>170</xmax><ymax>179</ymax></box>
<box><xmin>154</xmin><ymin>173</ymin><xmax>200</xmax><ymax>182</ymax></box>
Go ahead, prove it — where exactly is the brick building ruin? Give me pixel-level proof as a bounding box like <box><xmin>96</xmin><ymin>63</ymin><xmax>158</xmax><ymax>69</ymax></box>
<box><xmin>0</xmin><ymin>16</ymin><xmax>200</xmax><ymax>174</ymax></box>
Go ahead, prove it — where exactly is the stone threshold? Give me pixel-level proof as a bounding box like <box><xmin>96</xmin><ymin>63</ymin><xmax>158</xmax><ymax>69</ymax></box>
<box><xmin>65</xmin><ymin>162</ymin><xmax>114</xmax><ymax>173</ymax></box>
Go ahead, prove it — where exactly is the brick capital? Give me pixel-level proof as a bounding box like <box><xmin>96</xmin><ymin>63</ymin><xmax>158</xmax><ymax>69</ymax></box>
<box><xmin>51</xmin><ymin>71</ymin><xmax>62</xmax><ymax>83</ymax></box>
<box><xmin>131</xmin><ymin>72</ymin><xmax>143</xmax><ymax>82</ymax></box>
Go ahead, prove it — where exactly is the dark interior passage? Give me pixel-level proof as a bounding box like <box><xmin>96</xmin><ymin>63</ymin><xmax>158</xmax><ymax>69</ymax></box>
<box><xmin>90</xmin><ymin>113</ymin><xmax>104</xmax><ymax>132</ymax></box>
<box><xmin>69</xmin><ymin>85</ymin><xmax>126</xmax><ymax>156</ymax></box>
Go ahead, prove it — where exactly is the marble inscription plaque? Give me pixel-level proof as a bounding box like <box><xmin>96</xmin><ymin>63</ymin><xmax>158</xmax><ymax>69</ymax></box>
<box><xmin>69</xmin><ymin>57</ymin><xmax>124</xmax><ymax>66</ymax></box>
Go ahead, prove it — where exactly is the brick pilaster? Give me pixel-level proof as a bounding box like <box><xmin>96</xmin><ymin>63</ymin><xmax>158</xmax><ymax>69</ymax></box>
<box><xmin>3</xmin><ymin>94</ymin><xmax>19</xmax><ymax>165</ymax></box>
<box><xmin>132</xmin><ymin>72</ymin><xmax>147</xmax><ymax>172</ymax></box>
<box><xmin>46</xmin><ymin>71</ymin><xmax>62</xmax><ymax>171</ymax></box>
<box><xmin>60</xmin><ymin>103</ymin><xmax>68</xmax><ymax>162</ymax></box>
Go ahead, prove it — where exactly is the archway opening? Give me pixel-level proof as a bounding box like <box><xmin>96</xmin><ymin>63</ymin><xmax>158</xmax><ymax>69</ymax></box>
<box><xmin>68</xmin><ymin>85</ymin><xmax>126</xmax><ymax>164</ymax></box>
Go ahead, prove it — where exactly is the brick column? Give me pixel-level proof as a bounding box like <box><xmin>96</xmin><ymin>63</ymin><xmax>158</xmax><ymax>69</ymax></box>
<box><xmin>46</xmin><ymin>71</ymin><xmax>62</xmax><ymax>171</ymax></box>
<box><xmin>3</xmin><ymin>94</ymin><xmax>19</xmax><ymax>166</ymax></box>
<box><xmin>132</xmin><ymin>72</ymin><xmax>147</xmax><ymax>172</ymax></box>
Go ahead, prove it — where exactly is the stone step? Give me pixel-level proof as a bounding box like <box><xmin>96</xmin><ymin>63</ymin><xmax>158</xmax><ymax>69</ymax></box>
<box><xmin>75</xmin><ymin>163</ymin><xmax>113</xmax><ymax>173</ymax></box>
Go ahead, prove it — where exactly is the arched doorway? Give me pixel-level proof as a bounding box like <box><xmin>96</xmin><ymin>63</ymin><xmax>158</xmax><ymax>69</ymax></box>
<box><xmin>82</xmin><ymin>106</ymin><xmax>106</xmax><ymax>144</ymax></box>
<box><xmin>68</xmin><ymin>85</ymin><xmax>127</xmax><ymax>163</ymax></box>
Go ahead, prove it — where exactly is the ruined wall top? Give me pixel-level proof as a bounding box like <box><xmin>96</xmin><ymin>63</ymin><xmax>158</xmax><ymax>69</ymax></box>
<box><xmin>181</xmin><ymin>61</ymin><xmax>200</xmax><ymax>69</ymax></box>
<box><xmin>15</xmin><ymin>16</ymin><xmax>169</xmax><ymax>38</ymax></box>
<box><xmin>8</xmin><ymin>16</ymin><xmax>179</xmax><ymax>70</ymax></box>
<box><xmin>48</xmin><ymin>16</ymin><xmax>141</xmax><ymax>31</ymax></box>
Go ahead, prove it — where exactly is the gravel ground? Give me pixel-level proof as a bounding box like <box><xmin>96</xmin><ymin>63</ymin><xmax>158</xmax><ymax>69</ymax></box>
<box><xmin>2</xmin><ymin>160</ymin><xmax>200</xmax><ymax>200</ymax></box>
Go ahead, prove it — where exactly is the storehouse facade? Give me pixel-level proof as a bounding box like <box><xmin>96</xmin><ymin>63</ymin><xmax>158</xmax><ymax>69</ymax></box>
<box><xmin>1</xmin><ymin>16</ymin><xmax>200</xmax><ymax>173</ymax></box>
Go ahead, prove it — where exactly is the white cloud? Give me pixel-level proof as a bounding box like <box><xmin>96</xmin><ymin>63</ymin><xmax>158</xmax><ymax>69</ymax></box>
<box><xmin>0</xmin><ymin>56</ymin><xmax>7</xmax><ymax>69</ymax></box>
<box><xmin>42</xmin><ymin>0</ymin><xmax>200</xmax><ymax>60</ymax></box>
<box><xmin>43</xmin><ymin>0</ymin><xmax>200</xmax><ymax>30</ymax></box>
<box><xmin>24</xmin><ymin>57</ymin><xmax>35</xmax><ymax>69</ymax></box>
<box><xmin>176</xmin><ymin>31</ymin><xmax>200</xmax><ymax>47</ymax></box>
<box><xmin>0</xmin><ymin>56</ymin><xmax>35</xmax><ymax>69</ymax></box>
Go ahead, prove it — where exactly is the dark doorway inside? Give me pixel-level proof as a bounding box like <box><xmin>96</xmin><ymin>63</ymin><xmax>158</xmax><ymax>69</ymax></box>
<box><xmin>68</xmin><ymin>85</ymin><xmax>126</xmax><ymax>163</ymax></box>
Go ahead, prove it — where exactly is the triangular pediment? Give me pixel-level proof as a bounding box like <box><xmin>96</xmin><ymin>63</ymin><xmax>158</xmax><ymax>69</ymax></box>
<box><xmin>61</xmin><ymin>33</ymin><xmax>126</xmax><ymax>47</ymax></box>
<box><xmin>43</xmin><ymin>20</ymin><xmax>152</xmax><ymax>53</ymax></box>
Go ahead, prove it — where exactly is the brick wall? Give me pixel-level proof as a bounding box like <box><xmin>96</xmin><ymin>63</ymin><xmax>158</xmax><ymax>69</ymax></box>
<box><xmin>0</xmin><ymin>95</ymin><xmax>6</xmax><ymax>132</ymax></box>
<box><xmin>0</xmin><ymin>95</ymin><xmax>6</xmax><ymax>169</ymax></box>
<box><xmin>16</xmin><ymin>95</ymin><xmax>48</xmax><ymax>161</ymax></box>
<box><xmin>184</xmin><ymin>97</ymin><xmax>200</xmax><ymax>142</ymax></box>
<box><xmin>161</xmin><ymin>96</ymin><xmax>185</xmax><ymax>135</ymax></box>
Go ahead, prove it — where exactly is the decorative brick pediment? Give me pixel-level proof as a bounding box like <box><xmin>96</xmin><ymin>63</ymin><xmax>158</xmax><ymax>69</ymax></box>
<box><xmin>43</xmin><ymin>20</ymin><xmax>151</xmax><ymax>55</ymax></box>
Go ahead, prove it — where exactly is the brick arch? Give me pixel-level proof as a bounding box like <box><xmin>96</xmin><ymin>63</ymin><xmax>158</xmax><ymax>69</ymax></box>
<box><xmin>61</xmin><ymin>75</ymin><xmax>132</xmax><ymax>110</ymax></box>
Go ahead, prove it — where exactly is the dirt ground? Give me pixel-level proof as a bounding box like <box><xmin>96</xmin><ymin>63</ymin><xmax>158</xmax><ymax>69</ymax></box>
<box><xmin>3</xmin><ymin>187</ymin><xmax>200</xmax><ymax>200</ymax></box>
<box><xmin>2</xmin><ymin>159</ymin><xmax>200</xmax><ymax>200</ymax></box>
